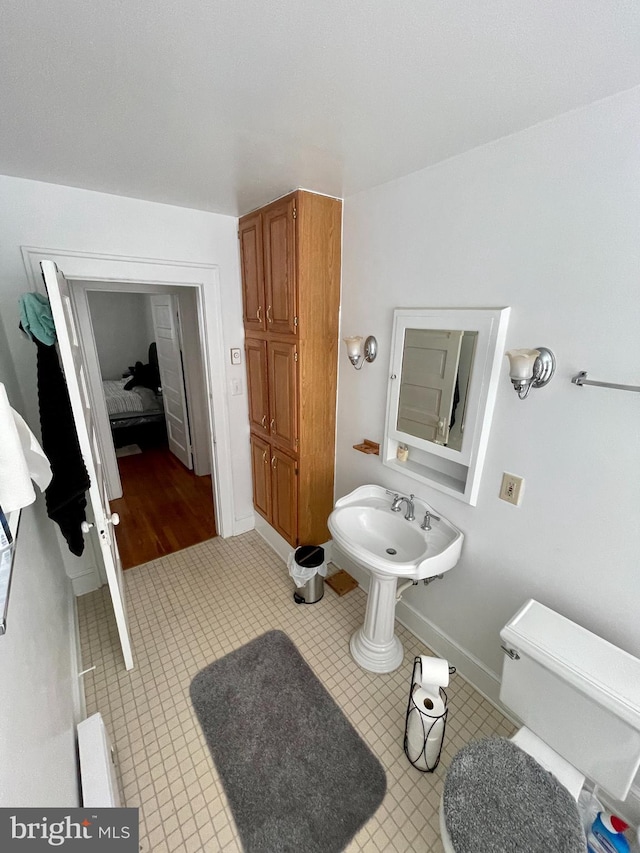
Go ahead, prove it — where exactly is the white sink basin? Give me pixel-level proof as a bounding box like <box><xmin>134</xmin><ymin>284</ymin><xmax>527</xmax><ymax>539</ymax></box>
<box><xmin>328</xmin><ymin>484</ymin><xmax>463</xmax><ymax>580</ymax></box>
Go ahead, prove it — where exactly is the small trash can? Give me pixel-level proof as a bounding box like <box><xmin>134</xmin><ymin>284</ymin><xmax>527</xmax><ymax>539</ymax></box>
<box><xmin>288</xmin><ymin>545</ymin><xmax>326</xmax><ymax>604</ymax></box>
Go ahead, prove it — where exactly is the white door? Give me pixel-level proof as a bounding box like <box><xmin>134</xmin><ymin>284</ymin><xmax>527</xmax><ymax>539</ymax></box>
<box><xmin>151</xmin><ymin>295</ymin><xmax>193</xmax><ymax>469</ymax></box>
<box><xmin>41</xmin><ymin>260</ymin><xmax>134</xmax><ymax>671</ymax></box>
<box><xmin>397</xmin><ymin>329</ymin><xmax>464</xmax><ymax>445</ymax></box>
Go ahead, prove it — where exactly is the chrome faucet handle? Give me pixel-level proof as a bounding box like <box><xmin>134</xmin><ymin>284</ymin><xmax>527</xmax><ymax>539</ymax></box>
<box><xmin>386</xmin><ymin>490</ymin><xmax>403</xmax><ymax>511</ymax></box>
<box><xmin>420</xmin><ymin>510</ymin><xmax>441</xmax><ymax>530</ymax></box>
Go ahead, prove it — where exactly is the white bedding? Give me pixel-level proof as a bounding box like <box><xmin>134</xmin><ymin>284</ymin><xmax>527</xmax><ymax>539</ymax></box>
<box><xmin>102</xmin><ymin>379</ymin><xmax>162</xmax><ymax>417</ymax></box>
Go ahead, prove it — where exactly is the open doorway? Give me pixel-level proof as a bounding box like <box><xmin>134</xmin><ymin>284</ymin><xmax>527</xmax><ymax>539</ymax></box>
<box><xmin>80</xmin><ymin>284</ymin><xmax>217</xmax><ymax>568</ymax></box>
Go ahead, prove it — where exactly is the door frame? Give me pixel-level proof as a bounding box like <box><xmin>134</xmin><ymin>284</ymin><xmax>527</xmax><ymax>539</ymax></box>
<box><xmin>21</xmin><ymin>247</ymin><xmax>235</xmax><ymax>539</ymax></box>
<box><xmin>72</xmin><ymin>281</ymin><xmax>209</xmax><ymax>499</ymax></box>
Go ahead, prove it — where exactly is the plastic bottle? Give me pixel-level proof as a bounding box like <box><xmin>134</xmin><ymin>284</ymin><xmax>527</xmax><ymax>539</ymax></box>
<box><xmin>587</xmin><ymin>812</ymin><xmax>630</xmax><ymax>853</ymax></box>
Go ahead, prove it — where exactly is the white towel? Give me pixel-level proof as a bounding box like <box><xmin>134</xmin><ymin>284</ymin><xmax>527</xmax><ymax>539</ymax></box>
<box><xmin>0</xmin><ymin>383</ymin><xmax>52</xmax><ymax>512</ymax></box>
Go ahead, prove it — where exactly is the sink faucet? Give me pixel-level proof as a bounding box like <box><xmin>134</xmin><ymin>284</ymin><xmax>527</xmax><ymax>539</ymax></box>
<box><xmin>390</xmin><ymin>493</ymin><xmax>415</xmax><ymax>521</ymax></box>
<box><xmin>420</xmin><ymin>510</ymin><xmax>441</xmax><ymax>531</ymax></box>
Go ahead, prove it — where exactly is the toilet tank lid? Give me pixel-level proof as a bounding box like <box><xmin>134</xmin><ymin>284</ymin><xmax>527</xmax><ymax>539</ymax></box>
<box><xmin>501</xmin><ymin>599</ymin><xmax>640</xmax><ymax>730</ymax></box>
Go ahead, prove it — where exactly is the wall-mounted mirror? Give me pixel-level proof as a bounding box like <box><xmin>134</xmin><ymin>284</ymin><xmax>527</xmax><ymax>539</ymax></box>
<box><xmin>383</xmin><ymin>307</ymin><xmax>510</xmax><ymax>505</ymax></box>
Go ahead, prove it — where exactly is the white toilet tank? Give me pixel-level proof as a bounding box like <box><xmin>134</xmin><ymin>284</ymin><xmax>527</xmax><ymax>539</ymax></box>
<box><xmin>499</xmin><ymin>599</ymin><xmax>640</xmax><ymax>800</ymax></box>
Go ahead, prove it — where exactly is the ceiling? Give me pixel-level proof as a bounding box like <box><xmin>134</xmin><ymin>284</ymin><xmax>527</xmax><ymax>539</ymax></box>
<box><xmin>1</xmin><ymin>1</ymin><xmax>639</xmax><ymax>217</ymax></box>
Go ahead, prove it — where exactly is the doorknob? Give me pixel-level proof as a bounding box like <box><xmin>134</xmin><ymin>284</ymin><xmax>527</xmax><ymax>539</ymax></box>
<box><xmin>108</xmin><ymin>513</ymin><xmax>120</xmax><ymax>526</ymax></box>
<box><xmin>81</xmin><ymin>521</ymin><xmax>94</xmax><ymax>533</ymax></box>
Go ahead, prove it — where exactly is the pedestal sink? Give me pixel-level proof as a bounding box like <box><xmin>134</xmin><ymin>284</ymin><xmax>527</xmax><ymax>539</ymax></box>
<box><xmin>328</xmin><ymin>485</ymin><xmax>463</xmax><ymax>673</ymax></box>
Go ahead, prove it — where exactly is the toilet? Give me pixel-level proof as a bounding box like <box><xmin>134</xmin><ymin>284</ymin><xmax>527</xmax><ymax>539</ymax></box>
<box><xmin>440</xmin><ymin>599</ymin><xmax>640</xmax><ymax>852</ymax></box>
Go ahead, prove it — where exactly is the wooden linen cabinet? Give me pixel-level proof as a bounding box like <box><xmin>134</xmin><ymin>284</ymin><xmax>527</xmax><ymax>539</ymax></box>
<box><xmin>240</xmin><ymin>190</ymin><xmax>341</xmax><ymax>547</ymax></box>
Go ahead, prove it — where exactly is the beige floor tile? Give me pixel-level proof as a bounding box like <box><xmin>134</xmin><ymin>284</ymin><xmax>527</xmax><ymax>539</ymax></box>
<box><xmin>78</xmin><ymin>532</ymin><xmax>514</xmax><ymax>852</ymax></box>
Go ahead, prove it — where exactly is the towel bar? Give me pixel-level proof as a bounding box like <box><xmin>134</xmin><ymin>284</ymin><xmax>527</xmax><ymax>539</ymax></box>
<box><xmin>571</xmin><ymin>371</ymin><xmax>640</xmax><ymax>393</ymax></box>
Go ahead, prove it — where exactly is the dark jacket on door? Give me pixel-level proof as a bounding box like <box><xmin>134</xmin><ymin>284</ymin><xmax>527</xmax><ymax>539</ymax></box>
<box><xmin>35</xmin><ymin>338</ymin><xmax>90</xmax><ymax>556</ymax></box>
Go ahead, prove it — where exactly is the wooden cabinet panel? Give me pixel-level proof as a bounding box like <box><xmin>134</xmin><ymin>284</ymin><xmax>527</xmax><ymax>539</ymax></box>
<box><xmin>245</xmin><ymin>338</ymin><xmax>269</xmax><ymax>435</ymax></box>
<box><xmin>270</xmin><ymin>448</ymin><xmax>297</xmax><ymax>545</ymax></box>
<box><xmin>250</xmin><ymin>435</ymin><xmax>271</xmax><ymax>521</ymax></box>
<box><xmin>240</xmin><ymin>213</ymin><xmax>265</xmax><ymax>332</ymax></box>
<box><xmin>240</xmin><ymin>191</ymin><xmax>341</xmax><ymax>548</ymax></box>
<box><xmin>268</xmin><ymin>340</ymin><xmax>297</xmax><ymax>453</ymax></box>
<box><xmin>263</xmin><ymin>198</ymin><xmax>297</xmax><ymax>335</ymax></box>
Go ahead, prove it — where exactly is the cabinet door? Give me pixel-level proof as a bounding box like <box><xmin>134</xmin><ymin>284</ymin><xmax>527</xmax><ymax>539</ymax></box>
<box><xmin>268</xmin><ymin>340</ymin><xmax>298</xmax><ymax>453</ymax></box>
<box><xmin>263</xmin><ymin>197</ymin><xmax>297</xmax><ymax>335</ymax></box>
<box><xmin>270</xmin><ymin>448</ymin><xmax>298</xmax><ymax>546</ymax></box>
<box><xmin>250</xmin><ymin>435</ymin><xmax>272</xmax><ymax>522</ymax></box>
<box><xmin>245</xmin><ymin>338</ymin><xmax>270</xmax><ymax>435</ymax></box>
<box><xmin>239</xmin><ymin>212</ymin><xmax>266</xmax><ymax>332</ymax></box>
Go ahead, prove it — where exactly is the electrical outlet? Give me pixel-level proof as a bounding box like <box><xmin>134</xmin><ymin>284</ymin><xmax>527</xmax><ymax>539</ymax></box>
<box><xmin>499</xmin><ymin>472</ymin><xmax>525</xmax><ymax>506</ymax></box>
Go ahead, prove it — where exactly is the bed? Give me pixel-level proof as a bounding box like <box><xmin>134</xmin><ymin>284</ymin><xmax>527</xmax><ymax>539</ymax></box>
<box><xmin>102</xmin><ymin>343</ymin><xmax>166</xmax><ymax>448</ymax></box>
<box><xmin>102</xmin><ymin>378</ymin><xmax>164</xmax><ymax>431</ymax></box>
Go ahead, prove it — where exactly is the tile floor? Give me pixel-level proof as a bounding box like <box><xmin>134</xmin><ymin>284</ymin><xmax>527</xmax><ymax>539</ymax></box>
<box><xmin>77</xmin><ymin>532</ymin><xmax>515</xmax><ymax>852</ymax></box>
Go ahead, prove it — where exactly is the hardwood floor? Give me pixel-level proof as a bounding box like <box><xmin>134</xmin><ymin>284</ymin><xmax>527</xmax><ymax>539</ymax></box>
<box><xmin>110</xmin><ymin>445</ymin><xmax>216</xmax><ymax>569</ymax></box>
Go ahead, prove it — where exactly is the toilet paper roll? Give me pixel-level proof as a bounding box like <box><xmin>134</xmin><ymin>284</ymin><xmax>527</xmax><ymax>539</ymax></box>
<box><xmin>0</xmin><ymin>383</ymin><xmax>52</xmax><ymax>513</ymax></box>
<box><xmin>418</xmin><ymin>655</ymin><xmax>450</xmax><ymax>688</ymax></box>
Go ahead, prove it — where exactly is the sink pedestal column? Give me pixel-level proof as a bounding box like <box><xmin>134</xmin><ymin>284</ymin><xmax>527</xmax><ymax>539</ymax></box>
<box><xmin>350</xmin><ymin>570</ymin><xmax>404</xmax><ymax>673</ymax></box>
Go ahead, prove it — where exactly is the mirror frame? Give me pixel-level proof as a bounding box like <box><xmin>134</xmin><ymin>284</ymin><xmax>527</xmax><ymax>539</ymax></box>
<box><xmin>383</xmin><ymin>307</ymin><xmax>510</xmax><ymax>505</ymax></box>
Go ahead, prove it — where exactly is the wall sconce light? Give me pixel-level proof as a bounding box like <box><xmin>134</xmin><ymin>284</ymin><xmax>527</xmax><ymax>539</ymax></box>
<box><xmin>344</xmin><ymin>335</ymin><xmax>378</xmax><ymax>370</ymax></box>
<box><xmin>505</xmin><ymin>347</ymin><xmax>556</xmax><ymax>399</ymax></box>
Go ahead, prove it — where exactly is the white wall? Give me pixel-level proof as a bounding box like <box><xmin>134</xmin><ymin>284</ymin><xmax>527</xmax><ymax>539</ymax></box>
<box><xmin>0</xmin><ymin>337</ymin><xmax>79</xmax><ymax>806</ymax></box>
<box><xmin>0</xmin><ymin>175</ymin><xmax>252</xmax><ymax>531</ymax></box>
<box><xmin>337</xmin><ymin>87</ymin><xmax>640</xmax><ymax>682</ymax></box>
<box><xmin>87</xmin><ymin>291</ymin><xmax>155</xmax><ymax>379</ymax></box>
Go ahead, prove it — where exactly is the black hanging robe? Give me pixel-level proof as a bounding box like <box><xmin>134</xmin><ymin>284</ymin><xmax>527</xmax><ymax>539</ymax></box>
<box><xmin>19</xmin><ymin>290</ymin><xmax>90</xmax><ymax>556</ymax></box>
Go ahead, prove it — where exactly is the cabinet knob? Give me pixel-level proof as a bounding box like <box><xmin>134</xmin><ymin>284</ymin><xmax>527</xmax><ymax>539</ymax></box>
<box><xmin>262</xmin><ymin>449</ymin><xmax>268</xmax><ymax>463</ymax></box>
<box><xmin>261</xmin><ymin>414</ymin><xmax>267</xmax><ymax>429</ymax></box>
<box><xmin>256</xmin><ymin>306</ymin><xmax>262</xmax><ymax>322</ymax></box>
<box><xmin>270</xmin><ymin>418</ymin><xmax>276</xmax><ymax>433</ymax></box>
<box><xmin>271</xmin><ymin>456</ymin><xmax>277</xmax><ymax>469</ymax></box>
<box><xmin>267</xmin><ymin>305</ymin><xmax>273</xmax><ymax>323</ymax></box>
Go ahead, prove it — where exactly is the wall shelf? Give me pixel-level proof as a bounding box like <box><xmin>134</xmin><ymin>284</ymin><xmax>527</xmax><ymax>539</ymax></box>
<box><xmin>353</xmin><ymin>439</ymin><xmax>380</xmax><ymax>455</ymax></box>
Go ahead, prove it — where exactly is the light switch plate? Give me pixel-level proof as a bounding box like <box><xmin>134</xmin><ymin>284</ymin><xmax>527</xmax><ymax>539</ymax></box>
<box><xmin>230</xmin><ymin>347</ymin><xmax>242</xmax><ymax>365</ymax></box>
<box><xmin>499</xmin><ymin>472</ymin><xmax>524</xmax><ymax>506</ymax></box>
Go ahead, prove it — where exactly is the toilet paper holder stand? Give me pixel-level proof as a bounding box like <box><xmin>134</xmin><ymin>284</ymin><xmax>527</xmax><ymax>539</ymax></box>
<box><xmin>403</xmin><ymin>656</ymin><xmax>455</xmax><ymax>773</ymax></box>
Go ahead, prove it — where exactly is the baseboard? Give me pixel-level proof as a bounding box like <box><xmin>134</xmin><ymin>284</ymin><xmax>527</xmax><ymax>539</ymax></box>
<box><xmin>71</xmin><ymin>572</ymin><xmax>102</xmax><ymax>597</ymax></box>
<box><xmin>233</xmin><ymin>513</ymin><xmax>255</xmax><ymax>537</ymax></box>
<box><xmin>253</xmin><ymin>517</ymin><xmax>293</xmax><ymax>564</ymax></box>
<box><xmin>69</xmin><ymin>588</ymin><xmax>87</xmax><ymax>723</ymax></box>
<box><xmin>253</xmin><ymin>519</ymin><xmax>333</xmax><ymax>571</ymax></box>
<box><xmin>330</xmin><ymin>546</ymin><xmax>507</xmax><ymax>714</ymax></box>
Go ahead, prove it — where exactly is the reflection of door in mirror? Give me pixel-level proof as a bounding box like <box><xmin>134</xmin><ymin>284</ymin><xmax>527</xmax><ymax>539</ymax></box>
<box><xmin>397</xmin><ymin>329</ymin><xmax>477</xmax><ymax>452</ymax></box>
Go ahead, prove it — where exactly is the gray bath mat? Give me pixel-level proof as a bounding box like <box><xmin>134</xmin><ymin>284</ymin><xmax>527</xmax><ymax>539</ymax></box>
<box><xmin>190</xmin><ymin>630</ymin><xmax>386</xmax><ymax>852</ymax></box>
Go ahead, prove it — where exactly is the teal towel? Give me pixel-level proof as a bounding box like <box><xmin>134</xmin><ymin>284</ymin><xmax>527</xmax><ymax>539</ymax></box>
<box><xmin>19</xmin><ymin>292</ymin><xmax>57</xmax><ymax>346</ymax></box>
